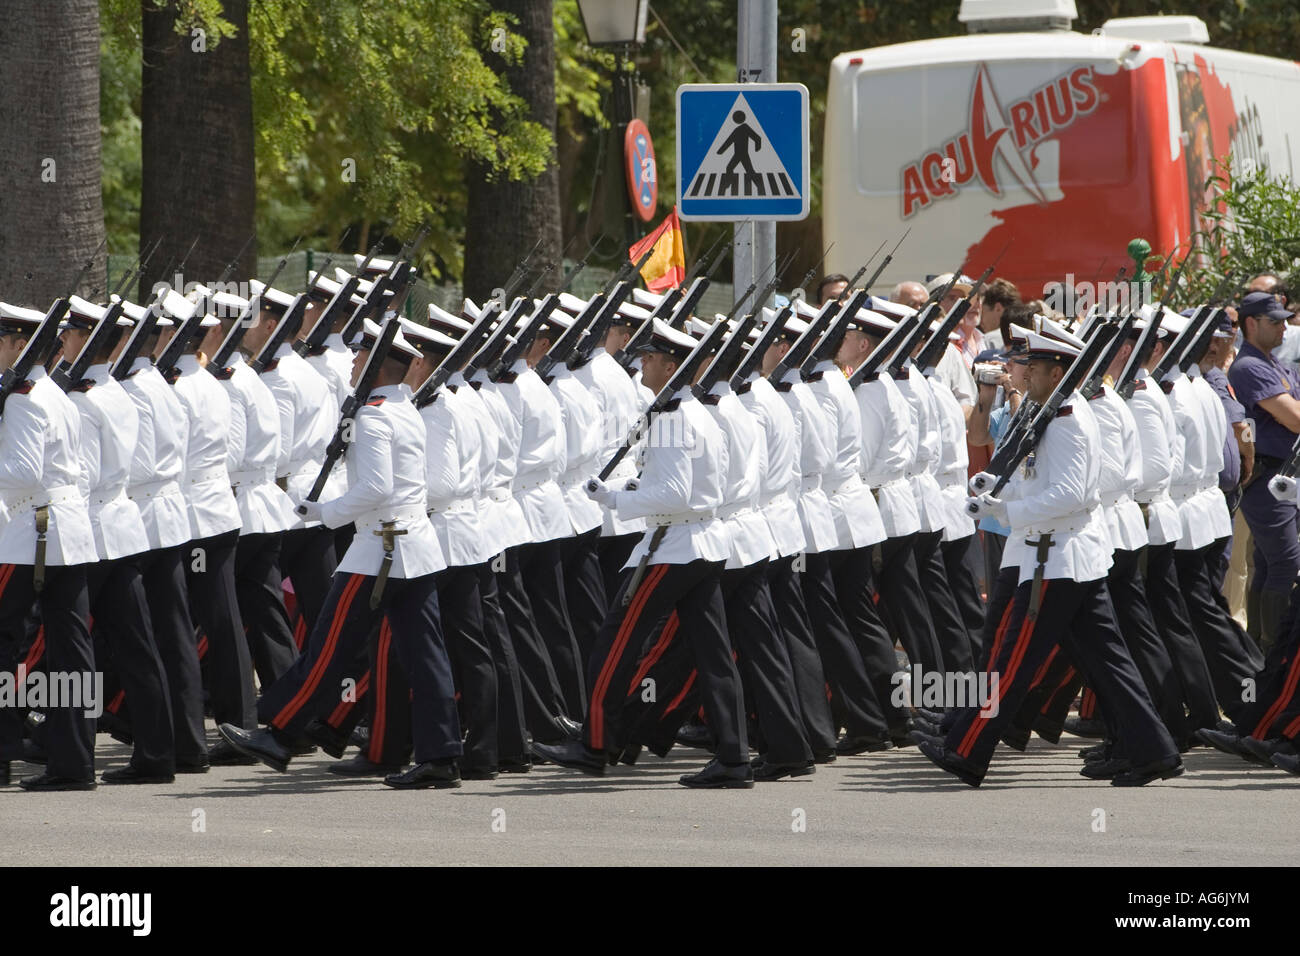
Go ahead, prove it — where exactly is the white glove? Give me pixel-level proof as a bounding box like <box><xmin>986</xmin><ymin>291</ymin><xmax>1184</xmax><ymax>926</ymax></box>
<box><xmin>296</xmin><ymin>499</ymin><xmax>324</xmax><ymax>523</ymax></box>
<box><xmin>584</xmin><ymin>477</ymin><xmax>615</xmax><ymax>507</ymax></box>
<box><xmin>1269</xmin><ymin>474</ymin><xmax>1297</xmax><ymax>502</ymax></box>
<box><xmin>622</xmin><ymin>477</ymin><xmax>640</xmax><ymax>492</ymax></box>
<box><xmin>966</xmin><ymin>493</ymin><xmax>1008</xmax><ymax>523</ymax></box>
<box><xmin>968</xmin><ymin>470</ymin><xmax>998</xmax><ymax>495</ymax></box>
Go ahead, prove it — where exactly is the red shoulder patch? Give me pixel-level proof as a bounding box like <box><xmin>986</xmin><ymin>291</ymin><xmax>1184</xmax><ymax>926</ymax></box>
<box><xmin>72</xmin><ymin>379</ymin><xmax>95</xmax><ymax>393</ymax></box>
<box><xmin>13</xmin><ymin>380</ymin><xmax>33</xmax><ymax>394</ymax></box>
<box><xmin>365</xmin><ymin>396</ymin><xmax>386</xmax><ymax>407</ymax></box>
<box><xmin>1132</xmin><ymin>380</ymin><xmax>1147</xmax><ymax>391</ymax></box>
<box><xmin>1056</xmin><ymin>404</ymin><xmax>1073</xmax><ymax>417</ymax></box>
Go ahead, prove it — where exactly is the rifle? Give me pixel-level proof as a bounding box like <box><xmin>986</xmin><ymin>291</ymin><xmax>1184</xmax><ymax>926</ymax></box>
<box><xmin>1147</xmin><ymin>257</ymin><xmax>1202</xmax><ymax>383</ymax></box>
<box><xmin>337</xmin><ymin>227</ymin><xmax>430</xmax><ymax>346</ymax></box>
<box><xmin>596</xmin><ymin>319</ymin><xmax>731</xmax><ymax>481</ymax></box>
<box><xmin>300</xmin><ymin>315</ymin><xmax>402</xmax><ymax>508</ymax></box>
<box><xmin>209</xmin><ymin>239</ymin><xmax>303</xmax><ymax>371</ymax></box>
<box><xmin>489</xmin><ymin>297</ymin><xmax>561</xmax><ymax>382</ymax></box>
<box><xmin>856</xmin><ymin>229</ymin><xmax>909</xmax><ymax>293</ymax></box>
<box><xmin>1177</xmin><ymin>306</ymin><xmax>1226</xmax><ymax>373</ymax></box>
<box><xmin>847</xmin><ymin>311</ymin><xmax>922</xmax><ymax>388</ymax></box>
<box><xmin>412</xmin><ymin>308</ymin><xmax>500</xmax><ymax>408</ymax></box>
<box><xmin>798</xmin><ymin>288</ymin><xmax>872</xmax><ymax>378</ymax></box>
<box><xmin>615</xmin><ymin>274</ymin><xmax>716</xmax><ymax>372</ymax></box>
<box><xmin>914</xmin><ymin>259</ymin><xmax>1000</xmax><ymax>373</ymax></box>
<box><xmin>53</xmin><ymin>297</ymin><xmax>131</xmax><ymax>390</ymax></box>
<box><xmin>109</xmin><ymin>287</ymin><xmax>169</xmax><ymax>381</ymax></box>
<box><xmin>461</xmin><ymin>295</ymin><xmax>533</xmax><ymax>382</ymax></box>
<box><xmin>248</xmin><ymin>292</ymin><xmax>312</xmax><ymax>374</ymax></box>
<box><xmin>769</xmin><ymin>298</ymin><xmax>842</xmax><ymax>384</ymax></box>
<box><xmin>692</xmin><ymin>311</ymin><xmax>761</xmax><ymax>399</ymax></box>
<box><xmin>566</xmin><ymin>243</ymin><xmax>660</xmax><ymax>371</ymax></box>
<box><xmin>729</xmin><ymin>245</ymin><xmax>828</xmax><ymax>388</ymax></box>
<box><xmin>1114</xmin><ymin>305</ymin><xmax>1166</xmax><ymax>400</ymax></box>
<box><xmin>967</xmin><ymin>322</ymin><xmax>1122</xmax><ymax>505</ymax></box>
<box><xmin>296</xmin><ymin>236</ymin><xmax>376</xmax><ymax>358</ymax></box>
<box><xmin>155</xmin><ymin>239</ymin><xmax>258</xmax><ymax>380</ymax></box>
<box><xmin>1079</xmin><ymin>313</ymin><xmax>1136</xmax><ymax>400</ymax></box>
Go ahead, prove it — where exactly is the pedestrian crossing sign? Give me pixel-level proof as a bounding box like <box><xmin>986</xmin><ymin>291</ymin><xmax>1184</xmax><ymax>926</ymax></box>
<box><xmin>676</xmin><ymin>83</ymin><xmax>809</xmax><ymax>222</ymax></box>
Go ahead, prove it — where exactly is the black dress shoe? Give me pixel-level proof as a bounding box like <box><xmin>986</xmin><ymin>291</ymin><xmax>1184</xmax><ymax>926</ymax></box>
<box><xmin>1063</xmin><ymin>715</ymin><xmax>1106</xmax><ymax>739</ymax></box>
<box><xmin>618</xmin><ymin>744</ymin><xmax>642</xmax><ymax>766</ymax></box>
<box><xmin>383</xmin><ymin>761</ymin><xmax>461</xmax><ymax>789</ymax></box>
<box><xmin>497</xmin><ymin>757</ymin><xmax>532</xmax><ymax>774</ymax></box>
<box><xmin>304</xmin><ymin>719</ymin><xmax>350</xmax><ymax>760</ymax></box>
<box><xmin>102</xmin><ymin>765</ymin><xmax>175</xmax><ymax>784</ymax></box>
<box><xmin>328</xmin><ymin>755</ymin><xmax>403</xmax><ymax>777</ymax></box>
<box><xmin>679</xmin><ymin>758</ymin><xmax>754</xmax><ymax>789</ymax></box>
<box><xmin>811</xmin><ymin>749</ymin><xmax>837</xmax><ymax>765</ymax></box>
<box><xmin>753</xmin><ymin>760</ymin><xmax>814</xmax><ymax>782</ymax></box>
<box><xmin>1194</xmin><ymin>728</ymin><xmax>1269</xmax><ymax>766</ymax></box>
<box><xmin>1079</xmin><ymin>742</ymin><xmax>1110</xmax><ymax>762</ymax></box>
<box><xmin>915</xmin><ymin>739</ymin><xmax>982</xmax><ymax>788</ymax></box>
<box><xmin>531</xmin><ymin>740</ymin><xmax>605</xmax><ymax>776</ymax></box>
<box><xmin>460</xmin><ymin>765</ymin><xmax>499</xmax><ymax>781</ymax></box>
<box><xmin>217</xmin><ymin>724</ymin><xmax>291</xmax><ymax>772</ymax></box>
<box><xmin>913</xmin><ymin>707</ymin><xmax>946</xmax><ymax>723</ymax></box>
<box><xmin>1000</xmin><ymin>725</ymin><xmax>1031</xmax><ymax>752</ymax></box>
<box><xmin>1079</xmin><ymin>757</ymin><xmax>1130</xmax><ymax>780</ymax></box>
<box><xmin>19</xmin><ymin>771</ymin><xmax>96</xmax><ymax>792</ymax></box>
<box><xmin>1032</xmin><ymin>716</ymin><xmax>1063</xmax><ymax>744</ymax></box>
<box><xmin>674</xmin><ymin>722</ymin><xmax>716</xmax><ymax>752</ymax></box>
<box><xmin>1239</xmin><ymin>736</ymin><xmax>1293</xmax><ymax>763</ymax></box>
<box><xmin>907</xmin><ymin>729</ymin><xmax>945</xmax><ymax>750</ymax></box>
<box><xmin>554</xmin><ymin>715</ymin><xmax>583</xmax><ymax>740</ymax></box>
<box><xmin>835</xmin><ymin>734</ymin><xmax>892</xmax><ymax>755</ymax></box>
<box><xmin>350</xmin><ymin>725</ymin><xmax>370</xmax><ymax>749</ymax></box>
<box><xmin>1111</xmin><ymin>756</ymin><xmax>1183</xmax><ymax>786</ymax></box>
<box><xmin>909</xmin><ymin>715</ymin><xmax>942</xmax><ymax>737</ymax></box>
<box><xmin>175</xmin><ymin>759</ymin><xmax>210</xmax><ymax>774</ymax></box>
<box><xmin>1271</xmin><ymin>751</ymin><xmax>1300</xmax><ymax>775</ymax></box>
<box><xmin>207</xmin><ymin>739</ymin><xmax>258</xmax><ymax>766</ymax></box>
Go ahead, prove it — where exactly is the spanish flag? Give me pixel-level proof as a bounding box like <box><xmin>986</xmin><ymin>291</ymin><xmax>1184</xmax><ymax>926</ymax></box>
<box><xmin>628</xmin><ymin>206</ymin><xmax>686</xmax><ymax>293</ymax></box>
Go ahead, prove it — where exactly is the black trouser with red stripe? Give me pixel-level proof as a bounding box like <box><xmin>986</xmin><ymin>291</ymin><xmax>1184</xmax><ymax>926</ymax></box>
<box><xmin>827</xmin><ymin>546</ymin><xmax>910</xmax><ymax>734</ymax></box>
<box><xmin>559</xmin><ymin>528</ymin><xmax>608</xmax><ymax>678</ymax></box>
<box><xmin>497</xmin><ymin>545</ymin><xmax>568</xmax><ymax>739</ymax></box>
<box><xmin>520</xmin><ymin>538</ymin><xmax>586</xmax><ymax>717</ymax></box>
<box><xmin>186</xmin><ymin>530</ymin><xmax>256</xmax><ymax>730</ymax></box>
<box><xmin>259</xmin><ymin>571</ymin><xmax>462</xmax><ymax>764</ymax></box>
<box><xmin>875</xmin><ymin>533</ymin><xmax>942</xmax><ymax>673</ymax></box>
<box><xmin>0</xmin><ymin>564</ymin><xmax>95</xmax><ymax>781</ymax></box>
<box><xmin>596</xmin><ymin>532</ymin><xmax>639</xmax><ymax>603</ymax></box>
<box><xmin>800</xmin><ymin>550</ymin><xmax>890</xmax><ymax>738</ymax></box>
<box><xmin>279</xmin><ymin>526</ymin><xmax>338</xmax><ymax>648</ymax></box>
<box><xmin>88</xmin><ymin>556</ymin><xmax>174</xmax><ymax>775</ymax></box>
<box><xmin>942</xmin><ymin>534</ymin><xmax>987</xmax><ymax>660</ymax></box>
<box><xmin>1231</xmin><ymin>613</ymin><xmax>1300</xmax><ymax>740</ymax></box>
<box><xmin>943</xmin><ymin>576</ymin><xmax>1178</xmax><ymax>777</ymax></box>
<box><xmin>234</xmin><ymin>532</ymin><xmax>298</xmax><ymax>688</ymax></box>
<box><xmin>1173</xmin><ymin>539</ymin><xmax>1261</xmax><ymax>723</ymax></box>
<box><xmin>582</xmin><ymin>559</ymin><xmax>746</xmax><ymax>764</ymax></box>
<box><xmin>915</xmin><ymin>531</ymin><xmax>975</xmax><ymax>674</ymax></box>
<box><xmin>477</xmin><ymin>562</ymin><xmax>528</xmax><ymax>761</ymax></box>
<box><xmin>768</xmin><ymin>554</ymin><xmax>837</xmax><ymax>754</ymax></box>
<box><xmin>137</xmin><ymin>545</ymin><xmax>207</xmax><ymax>764</ymax></box>
<box><xmin>1144</xmin><ymin>542</ymin><xmax>1220</xmax><ymax>730</ymax></box>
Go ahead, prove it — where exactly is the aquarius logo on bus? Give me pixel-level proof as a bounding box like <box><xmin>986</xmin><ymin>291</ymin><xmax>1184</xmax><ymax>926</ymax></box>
<box><xmin>900</xmin><ymin>63</ymin><xmax>1101</xmax><ymax>218</ymax></box>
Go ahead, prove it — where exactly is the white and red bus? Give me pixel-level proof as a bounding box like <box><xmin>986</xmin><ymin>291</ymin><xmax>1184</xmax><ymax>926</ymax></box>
<box><xmin>823</xmin><ymin>0</ymin><xmax>1300</xmax><ymax>302</ymax></box>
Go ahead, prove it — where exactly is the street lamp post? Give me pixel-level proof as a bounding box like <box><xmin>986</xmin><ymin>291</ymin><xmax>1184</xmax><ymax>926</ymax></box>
<box><xmin>577</xmin><ymin>0</ymin><xmax>649</xmax><ymax>250</ymax></box>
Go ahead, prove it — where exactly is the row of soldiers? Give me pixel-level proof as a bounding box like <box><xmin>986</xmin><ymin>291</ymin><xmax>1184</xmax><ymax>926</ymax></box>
<box><xmin>2</xmin><ymin>243</ymin><xmax>1297</xmax><ymax>790</ymax></box>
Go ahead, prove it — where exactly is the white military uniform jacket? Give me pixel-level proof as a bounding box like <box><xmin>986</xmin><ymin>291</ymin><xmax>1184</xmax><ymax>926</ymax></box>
<box><xmin>703</xmin><ymin>383</ymin><xmax>777</xmax><ymax>570</ymax></box>
<box><xmin>1088</xmin><ymin>384</ymin><xmax>1149</xmax><ymax>552</ymax></box>
<box><xmin>738</xmin><ymin>375</ymin><xmax>805</xmax><ymax>559</ymax></box>
<box><xmin>775</xmin><ymin>374</ymin><xmax>839</xmax><ymax>554</ymax></box>
<box><xmin>305</xmin><ymin>334</ymin><xmax>353</xmax><ymax>409</ymax></box>
<box><xmin>1163</xmin><ymin>368</ymin><xmax>1229</xmax><ymax>550</ymax></box>
<box><xmin>262</xmin><ymin>343</ymin><xmax>343</xmax><ymax>530</ymax></box>
<box><xmin>122</xmin><ymin>358</ymin><xmax>192</xmax><ymax>550</ymax></box>
<box><xmin>1126</xmin><ymin>368</ymin><xmax>1185</xmax><ymax>547</ymax></box>
<box><xmin>804</xmin><ymin>360</ymin><xmax>886</xmax><ymax>550</ymax></box>
<box><xmin>999</xmin><ymin>390</ymin><xmax>1113</xmax><ymax>585</ymax></box>
<box><xmin>467</xmin><ymin>372</ymin><xmax>531</xmax><ymax>552</ymax></box>
<box><xmin>574</xmin><ymin>349</ymin><xmax>648</xmax><ymax>537</ymax></box>
<box><xmin>895</xmin><ymin>363</ymin><xmax>946</xmax><ymax>534</ymax></box>
<box><xmin>420</xmin><ymin>384</ymin><xmax>485</xmax><ymax>568</ymax></box>
<box><xmin>1186</xmin><ymin>365</ymin><xmax>1233</xmax><ymax>541</ymax></box>
<box><xmin>856</xmin><ymin>371</ymin><xmax>921</xmax><ymax>538</ymax></box>
<box><xmin>493</xmin><ymin>360</ymin><xmax>570</xmax><ymax>543</ymax></box>
<box><xmin>218</xmin><ymin>354</ymin><xmax>296</xmax><ymax>535</ymax></box>
<box><xmin>926</xmin><ymin>372</ymin><xmax>976</xmax><ymax>542</ymax></box>
<box><xmin>70</xmin><ymin>364</ymin><xmax>150</xmax><ymax>560</ymax></box>
<box><xmin>607</xmin><ymin>387</ymin><xmax>730</xmax><ymax>567</ymax></box>
<box><xmin>548</xmin><ymin>364</ymin><xmax>604</xmax><ymax>536</ymax></box>
<box><xmin>320</xmin><ymin>383</ymin><xmax>446</xmax><ymax>579</ymax></box>
<box><xmin>0</xmin><ymin>367</ymin><xmax>97</xmax><ymax>566</ymax></box>
<box><xmin>171</xmin><ymin>354</ymin><xmax>241</xmax><ymax>539</ymax></box>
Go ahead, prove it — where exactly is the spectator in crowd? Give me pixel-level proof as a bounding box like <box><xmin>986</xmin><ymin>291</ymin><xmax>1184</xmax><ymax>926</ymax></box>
<box><xmin>817</xmin><ymin>273</ymin><xmax>849</xmax><ymax>305</ymax></box>
<box><xmin>891</xmin><ymin>280</ymin><xmax>927</xmax><ymax>311</ymax></box>
<box><xmin>892</xmin><ymin>277</ymin><xmax>976</xmax><ymax>420</ymax></box>
<box><xmin>977</xmin><ymin>277</ymin><xmax>1021</xmax><ymax>351</ymax></box>
<box><xmin>966</xmin><ymin>342</ymin><xmax>1026</xmax><ymax>590</ymax></box>
<box><xmin>1196</xmin><ymin>311</ymin><xmax>1251</xmax><ymax>592</ymax></box>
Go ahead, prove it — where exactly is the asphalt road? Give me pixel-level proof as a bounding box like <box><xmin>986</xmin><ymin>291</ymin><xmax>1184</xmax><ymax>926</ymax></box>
<box><xmin>4</xmin><ymin>730</ymin><xmax>1296</xmax><ymax>866</ymax></box>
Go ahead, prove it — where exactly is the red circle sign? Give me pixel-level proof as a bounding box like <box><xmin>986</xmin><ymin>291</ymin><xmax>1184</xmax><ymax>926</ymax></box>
<box><xmin>624</xmin><ymin>119</ymin><xmax>658</xmax><ymax>221</ymax></box>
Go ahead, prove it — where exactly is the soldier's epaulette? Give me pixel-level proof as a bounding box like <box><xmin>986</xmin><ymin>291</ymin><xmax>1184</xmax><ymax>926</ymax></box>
<box><xmin>1160</xmin><ymin>381</ymin><xmax>1174</xmax><ymax>394</ymax></box>
<box><xmin>806</xmin><ymin>370</ymin><xmax>825</xmax><ymax>383</ymax></box>
<box><xmin>773</xmin><ymin>381</ymin><xmax>793</xmax><ymax>393</ymax></box>
<box><xmin>699</xmin><ymin>393</ymin><xmax>721</xmax><ymax>406</ymax></box>
<box><xmin>1087</xmin><ymin>390</ymin><xmax>1104</xmax><ymax>401</ymax></box>
<box><xmin>660</xmin><ymin>398</ymin><xmax>681</xmax><ymax>412</ymax></box>
<box><xmin>11</xmin><ymin>379</ymin><xmax>34</xmax><ymax>395</ymax></box>
<box><xmin>1056</xmin><ymin>404</ymin><xmax>1073</xmax><ymax>417</ymax></box>
<box><xmin>212</xmin><ymin>366</ymin><xmax>236</xmax><ymax>381</ymax></box>
<box><xmin>1132</xmin><ymin>380</ymin><xmax>1147</xmax><ymax>391</ymax></box>
<box><xmin>890</xmin><ymin>369</ymin><xmax>909</xmax><ymax>381</ymax></box>
<box><xmin>365</xmin><ymin>396</ymin><xmax>386</xmax><ymax>407</ymax></box>
<box><xmin>496</xmin><ymin>370</ymin><xmax>518</xmax><ymax>384</ymax></box>
<box><xmin>71</xmin><ymin>379</ymin><xmax>95</xmax><ymax>393</ymax></box>
<box><xmin>262</xmin><ymin>359</ymin><xmax>280</xmax><ymax>372</ymax></box>
<box><xmin>735</xmin><ymin>380</ymin><xmax>752</xmax><ymax>395</ymax></box>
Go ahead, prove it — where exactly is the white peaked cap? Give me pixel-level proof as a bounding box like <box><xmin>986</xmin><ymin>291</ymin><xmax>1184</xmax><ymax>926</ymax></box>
<box><xmin>399</xmin><ymin>317</ymin><xmax>459</xmax><ymax>352</ymax></box>
<box><xmin>350</xmin><ymin>317</ymin><xmax>421</xmax><ymax>360</ymax></box>
<box><xmin>248</xmin><ymin>280</ymin><xmax>296</xmax><ymax>310</ymax></box>
<box><xmin>427</xmin><ymin>302</ymin><xmax>472</xmax><ymax>336</ymax></box>
<box><xmin>1039</xmin><ymin>315</ymin><xmax>1086</xmax><ymax>349</ymax></box>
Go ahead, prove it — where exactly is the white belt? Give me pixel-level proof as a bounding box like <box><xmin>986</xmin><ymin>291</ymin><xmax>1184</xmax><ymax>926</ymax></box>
<box><xmin>8</xmin><ymin>485</ymin><xmax>81</xmax><ymax>512</ymax></box>
<box><xmin>513</xmin><ymin>473</ymin><xmax>554</xmax><ymax>494</ymax></box>
<box><xmin>230</xmin><ymin>467</ymin><xmax>275</xmax><ymax>488</ymax></box>
<box><xmin>1168</xmin><ymin>480</ymin><xmax>1203</xmax><ymax>502</ymax></box>
<box><xmin>354</xmin><ymin>502</ymin><xmax>430</xmax><ymax>531</ymax></box>
<box><xmin>187</xmin><ymin>465</ymin><xmax>230</xmax><ymax>487</ymax></box>
<box><xmin>826</xmin><ymin>473</ymin><xmax>863</xmax><ymax>497</ymax></box>
<box><xmin>1023</xmin><ymin>514</ymin><xmax>1091</xmax><ymax>536</ymax></box>
<box><xmin>1134</xmin><ymin>489</ymin><xmax>1172</xmax><ymax>506</ymax></box>
<box><xmin>486</xmin><ymin>487</ymin><xmax>513</xmax><ymax>503</ymax></box>
<box><xmin>717</xmin><ymin>501</ymin><xmax>756</xmax><ymax>520</ymax></box>
<box><xmin>89</xmin><ymin>489</ymin><xmax>130</xmax><ymax>509</ymax></box>
<box><xmin>649</xmin><ymin>509</ymin><xmax>715</xmax><ymax>528</ymax></box>
<box><xmin>799</xmin><ymin>475</ymin><xmax>822</xmax><ymax>494</ymax></box>
<box><xmin>427</xmin><ymin>496</ymin><xmax>474</xmax><ymax>516</ymax></box>
<box><xmin>1100</xmin><ymin>489</ymin><xmax>1131</xmax><ymax>508</ymax></box>
<box><xmin>759</xmin><ymin>489</ymin><xmax>795</xmax><ymax>509</ymax></box>
<box><xmin>286</xmin><ymin>459</ymin><xmax>323</xmax><ymax>483</ymax></box>
<box><xmin>128</xmin><ymin>478</ymin><xmax>181</xmax><ymax>502</ymax></box>
<box><xmin>559</xmin><ymin>471</ymin><xmax>595</xmax><ymax>491</ymax></box>
<box><xmin>869</xmin><ymin>476</ymin><xmax>910</xmax><ymax>495</ymax></box>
